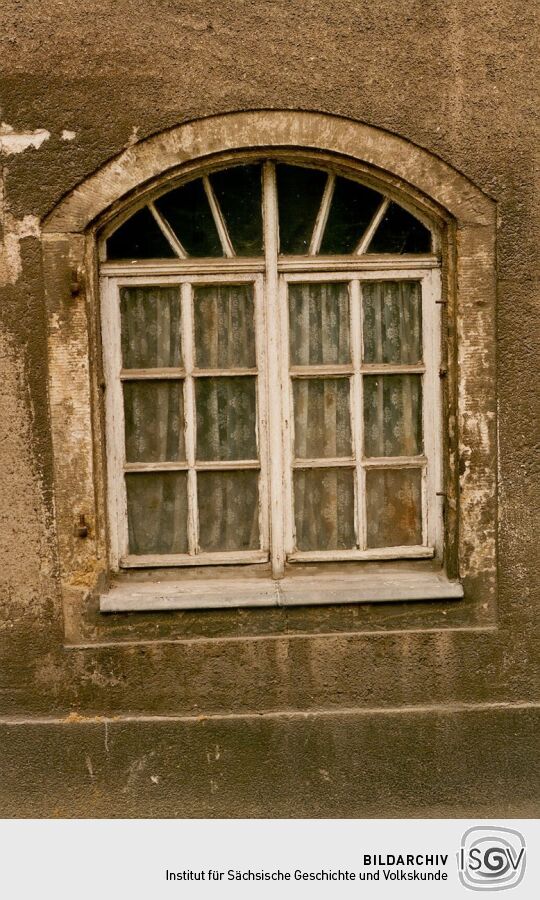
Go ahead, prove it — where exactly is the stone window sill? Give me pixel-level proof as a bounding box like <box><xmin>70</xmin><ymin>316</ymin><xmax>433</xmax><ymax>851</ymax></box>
<box><xmin>100</xmin><ymin>567</ymin><xmax>463</xmax><ymax>612</ymax></box>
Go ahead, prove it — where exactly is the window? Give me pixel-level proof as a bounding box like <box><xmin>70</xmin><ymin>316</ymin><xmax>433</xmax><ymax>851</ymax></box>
<box><xmin>44</xmin><ymin>112</ymin><xmax>497</xmax><ymax>623</ymax></box>
<box><xmin>100</xmin><ymin>160</ymin><xmax>443</xmax><ymax>582</ymax></box>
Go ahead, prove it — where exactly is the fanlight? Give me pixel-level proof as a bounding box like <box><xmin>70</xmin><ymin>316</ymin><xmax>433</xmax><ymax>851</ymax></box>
<box><xmin>106</xmin><ymin>163</ymin><xmax>432</xmax><ymax>260</ymax></box>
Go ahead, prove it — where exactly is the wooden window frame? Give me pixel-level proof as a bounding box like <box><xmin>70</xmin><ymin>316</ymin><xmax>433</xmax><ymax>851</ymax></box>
<box><xmin>100</xmin><ymin>161</ymin><xmax>443</xmax><ymax>579</ymax></box>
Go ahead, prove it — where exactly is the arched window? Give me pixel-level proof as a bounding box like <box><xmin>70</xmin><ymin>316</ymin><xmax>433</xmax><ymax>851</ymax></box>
<box><xmin>100</xmin><ymin>159</ymin><xmax>443</xmax><ymax>579</ymax></box>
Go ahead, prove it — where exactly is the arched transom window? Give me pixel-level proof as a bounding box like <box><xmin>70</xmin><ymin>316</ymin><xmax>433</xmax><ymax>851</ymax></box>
<box><xmin>100</xmin><ymin>160</ymin><xmax>442</xmax><ymax>578</ymax></box>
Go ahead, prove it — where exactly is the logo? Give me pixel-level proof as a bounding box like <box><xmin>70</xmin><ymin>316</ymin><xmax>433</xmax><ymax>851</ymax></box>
<box><xmin>458</xmin><ymin>827</ymin><xmax>526</xmax><ymax>891</ymax></box>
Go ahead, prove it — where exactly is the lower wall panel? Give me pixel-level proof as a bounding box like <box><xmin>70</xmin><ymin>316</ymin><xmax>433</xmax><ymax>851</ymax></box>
<box><xmin>0</xmin><ymin>706</ymin><xmax>538</xmax><ymax>818</ymax></box>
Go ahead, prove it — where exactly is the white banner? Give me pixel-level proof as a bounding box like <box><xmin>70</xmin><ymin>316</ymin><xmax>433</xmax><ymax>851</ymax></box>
<box><xmin>0</xmin><ymin>819</ymin><xmax>537</xmax><ymax>899</ymax></box>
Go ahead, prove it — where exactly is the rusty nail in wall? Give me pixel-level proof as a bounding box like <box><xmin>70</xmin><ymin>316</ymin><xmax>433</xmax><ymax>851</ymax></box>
<box><xmin>70</xmin><ymin>267</ymin><xmax>83</xmax><ymax>298</ymax></box>
<box><xmin>74</xmin><ymin>514</ymin><xmax>89</xmax><ymax>538</ymax></box>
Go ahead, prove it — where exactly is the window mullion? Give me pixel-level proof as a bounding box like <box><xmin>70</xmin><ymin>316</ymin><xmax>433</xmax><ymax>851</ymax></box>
<box><xmin>355</xmin><ymin>197</ymin><xmax>390</xmax><ymax>255</ymax></box>
<box><xmin>202</xmin><ymin>176</ymin><xmax>235</xmax><ymax>258</ymax></box>
<box><xmin>181</xmin><ymin>282</ymin><xmax>199</xmax><ymax>555</ymax></box>
<box><xmin>147</xmin><ymin>201</ymin><xmax>188</xmax><ymax>259</ymax></box>
<box><xmin>254</xmin><ymin>275</ymin><xmax>271</xmax><ymax>554</ymax></box>
<box><xmin>103</xmin><ymin>277</ymin><xmax>129</xmax><ymax>568</ymax></box>
<box><xmin>423</xmin><ymin>269</ymin><xmax>443</xmax><ymax>555</ymax></box>
<box><xmin>262</xmin><ymin>161</ymin><xmax>286</xmax><ymax>579</ymax></box>
<box><xmin>308</xmin><ymin>174</ymin><xmax>335</xmax><ymax>255</ymax></box>
<box><xmin>350</xmin><ymin>279</ymin><xmax>366</xmax><ymax>550</ymax></box>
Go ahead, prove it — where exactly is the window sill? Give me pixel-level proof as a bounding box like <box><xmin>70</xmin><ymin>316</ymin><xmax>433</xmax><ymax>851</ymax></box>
<box><xmin>99</xmin><ymin>568</ymin><xmax>463</xmax><ymax>612</ymax></box>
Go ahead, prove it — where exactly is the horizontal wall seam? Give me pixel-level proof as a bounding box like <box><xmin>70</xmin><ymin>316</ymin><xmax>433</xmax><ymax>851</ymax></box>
<box><xmin>63</xmin><ymin>623</ymin><xmax>498</xmax><ymax>651</ymax></box>
<box><xmin>1</xmin><ymin>700</ymin><xmax>538</xmax><ymax>727</ymax></box>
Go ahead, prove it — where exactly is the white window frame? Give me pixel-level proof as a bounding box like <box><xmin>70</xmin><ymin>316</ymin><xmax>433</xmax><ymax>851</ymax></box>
<box><xmin>101</xmin><ymin>272</ymin><xmax>270</xmax><ymax>570</ymax></box>
<box><xmin>280</xmin><ymin>269</ymin><xmax>442</xmax><ymax>568</ymax></box>
<box><xmin>100</xmin><ymin>160</ymin><xmax>443</xmax><ymax>580</ymax></box>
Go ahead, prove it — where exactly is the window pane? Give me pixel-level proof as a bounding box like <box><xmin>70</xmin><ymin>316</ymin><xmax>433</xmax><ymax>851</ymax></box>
<box><xmin>195</xmin><ymin>377</ymin><xmax>257</xmax><ymax>461</ymax></box>
<box><xmin>293</xmin><ymin>379</ymin><xmax>351</xmax><ymax>458</ymax></box>
<box><xmin>123</xmin><ymin>381</ymin><xmax>184</xmax><ymax>463</ymax></box>
<box><xmin>319</xmin><ymin>178</ymin><xmax>383</xmax><ymax>254</ymax></box>
<box><xmin>154</xmin><ymin>179</ymin><xmax>222</xmax><ymax>257</ymax></box>
<box><xmin>362</xmin><ymin>281</ymin><xmax>422</xmax><ymax>364</ymax></box>
<box><xmin>126</xmin><ymin>472</ymin><xmax>188</xmax><ymax>554</ymax></box>
<box><xmin>106</xmin><ymin>207</ymin><xmax>177</xmax><ymax>260</ymax></box>
<box><xmin>198</xmin><ymin>471</ymin><xmax>260</xmax><ymax>551</ymax></box>
<box><xmin>210</xmin><ymin>165</ymin><xmax>263</xmax><ymax>256</ymax></box>
<box><xmin>194</xmin><ymin>284</ymin><xmax>255</xmax><ymax>369</ymax></box>
<box><xmin>366</xmin><ymin>468</ymin><xmax>422</xmax><ymax>547</ymax></box>
<box><xmin>294</xmin><ymin>468</ymin><xmax>355</xmax><ymax>550</ymax></box>
<box><xmin>363</xmin><ymin>374</ymin><xmax>422</xmax><ymax>457</ymax></box>
<box><xmin>120</xmin><ymin>286</ymin><xmax>182</xmax><ymax>369</ymax></box>
<box><xmin>289</xmin><ymin>282</ymin><xmax>350</xmax><ymax>365</ymax></box>
<box><xmin>276</xmin><ymin>164</ymin><xmax>327</xmax><ymax>254</ymax></box>
<box><xmin>367</xmin><ymin>202</ymin><xmax>432</xmax><ymax>254</ymax></box>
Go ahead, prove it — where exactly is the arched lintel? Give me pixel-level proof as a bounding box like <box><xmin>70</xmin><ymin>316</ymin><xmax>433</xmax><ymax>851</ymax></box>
<box><xmin>43</xmin><ymin>111</ymin><xmax>495</xmax><ymax>235</ymax></box>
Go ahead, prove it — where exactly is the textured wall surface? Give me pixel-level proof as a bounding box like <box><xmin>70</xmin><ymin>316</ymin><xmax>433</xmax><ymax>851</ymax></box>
<box><xmin>0</xmin><ymin>0</ymin><xmax>538</xmax><ymax>816</ymax></box>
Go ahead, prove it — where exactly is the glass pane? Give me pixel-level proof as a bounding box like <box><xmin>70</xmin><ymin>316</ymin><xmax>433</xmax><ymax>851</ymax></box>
<box><xmin>123</xmin><ymin>381</ymin><xmax>184</xmax><ymax>463</ymax></box>
<box><xmin>276</xmin><ymin>164</ymin><xmax>327</xmax><ymax>254</ymax></box>
<box><xmin>210</xmin><ymin>165</ymin><xmax>263</xmax><ymax>256</ymax></box>
<box><xmin>106</xmin><ymin>207</ymin><xmax>177</xmax><ymax>260</ymax></box>
<box><xmin>366</xmin><ymin>468</ymin><xmax>422</xmax><ymax>547</ymax></box>
<box><xmin>293</xmin><ymin>379</ymin><xmax>351</xmax><ymax>458</ymax></box>
<box><xmin>362</xmin><ymin>281</ymin><xmax>422</xmax><ymax>364</ymax></box>
<box><xmin>289</xmin><ymin>282</ymin><xmax>350</xmax><ymax>365</ymax></box>
<box><xmin>120</xmin><ymin>286</ymin><xmax>182</xmax><ymax>369</ymax></box>
<box><xmin>367</xmin><ymin>202</ymin><xmax>432</xmax><ymax>254</ymax></box>
<box><xmin>363</xmin><ymin>374</ymin><xmax>422</xmax><ymax>457</ymax></box>
<box><xmin>195</xmin><ymin>377</ymin><xmax>257</xmax><ymax>461</ymax></box>
<box><xmin>154</xmin><ymin>179</ymin><xmax>222</xmax><ymax>257</ymax></box>
<box><xmin>198</xmin><ymin>470</ymin><xmax>260</xmax><ymax>551</ymax></box>
<box><xmin>194</xmin><ymin>283</ymin><xmax>255</xmax><ymax>369</ymax></box>
<box><xmin>126</xmin><ymin>472</ymin><xmax>188</xmax><ymax>554</ymax></box>
<box><xmin>319</xmin><ymin>178</ymin><xmax>383</xmax><ymax>254</ymax></box>
<box><xmin>294</xmin><ymin>468</ymin><xmax>355</xmax><ymax>550</ymax></box>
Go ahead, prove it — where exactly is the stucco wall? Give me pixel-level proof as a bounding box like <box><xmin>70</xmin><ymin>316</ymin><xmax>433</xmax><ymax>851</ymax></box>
<box><xmin>0</xmin><ymin>1</ymin><xmax>538</xmax><ymax>816</ymax></box>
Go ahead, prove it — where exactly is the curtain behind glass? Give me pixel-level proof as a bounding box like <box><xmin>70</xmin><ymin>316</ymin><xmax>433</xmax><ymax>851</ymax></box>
<box><xmin>289</xmin><ymin>281</ymin><xmax>354</xmax><ymax>551</ymax></box>
<box><xmin>120</xmin><ymin>286</ymin><xmax>187</xmax><ymax>555</ymax></box>
<box><xmin>120</xmin><ymin>286</ymin><xmax>182</xmax><ymax>369</ymax></box>
<box><xmin>193</xmin><ymin>283</ymin><xmax>260</xmax><ymax>552</ymax></box>
<box><xmin>289</xmin><ymin>281</ymin><xmax>350</xmax><ymax>365</ymax></box>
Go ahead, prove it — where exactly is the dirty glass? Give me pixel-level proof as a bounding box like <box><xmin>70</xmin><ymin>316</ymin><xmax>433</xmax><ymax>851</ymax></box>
<box><xmin>123</xmin><ymin>381</ymin><xmax>184</xmax><ymax>463</ymax></box>
<box><xmin>198</xmin><ymin>470</ymin><xmax>260</xmax><ymax>551</ymax></box>
<box><xmin>367</xmin><ymin>202</ymin><xmax>431</xmax><ymax>254</ymax></box>
<box><xmin>195</xmin><ymin>376</ymin><xmax>257</xmax><ymax>461</ymax></box>
<box><xmin>126</xmin><ymin>472</ymin><xmax>188</xmax><ymax>554</ymax></box>
<box><xmin>276</xmin><ymin>164</ymin><xmax>327</xmax><ymax>254</ymax></box>
<box><xmin>293</xmin><ymin>379</ymin><xmax>351</xmax><ymax>459</ymax></box>
<box><xmin>210</xmin><ymin>165</ymin><xmax>263</xmax><ymax>256</ymax></box>
<box><xmin>106</xmin><ymin>206</ymin><xmax>177</xmax><ymax>260</ymax></box>
<box><xmin>366</xmin><ymin>468</ymin><xmax>422</xmax><ymax>547</ymax></box>
<box><xmin>319</xmin><ymin>178</ymin><xmax>383</xmax><ymax>254</ymax></box>
<box><xmin>288</xmin><ymin>282</ymin><xmax>350</xmax><ymax>365</ymax></box>
<box><xmin>363</xmin><ymin>374</ymin><xmax>422</xmax><ymax>457</ymax></box>
<box><xmin>193</xmin><ymin>284</ymin><xmax>255</xmax><ymax>369</ymax></box>
<box><xmin>120</xmin><ymin>286</ymin><xmax>182</xmax><ymax>369</ymax></box>
<box><xmin>294</xmin><ymin>468</ymin><xmax>355</xmax><ymax>550</ymax></box>
<box><xmin>154</xmin><ymin>179</ymin><xmax>222</xmax><ymax>257</ymax></box>
<box><xmin>362</xmin><ymin>281</ymin><xmax>422</xmax><ymax>364</ymax></box>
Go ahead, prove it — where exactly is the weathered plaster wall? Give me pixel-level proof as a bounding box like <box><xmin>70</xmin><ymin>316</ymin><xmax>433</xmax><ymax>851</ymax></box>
<box><xmin>0</xmin><ymin>0</ymin><xmax>538</xmax><ymax>815</ymax></box>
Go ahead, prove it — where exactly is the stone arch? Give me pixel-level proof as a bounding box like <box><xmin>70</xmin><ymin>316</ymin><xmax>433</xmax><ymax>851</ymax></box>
<box><xmin>43</xmin><ymin>111</ymin><xmax>494</xmax><ymax>234</ymax></box>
